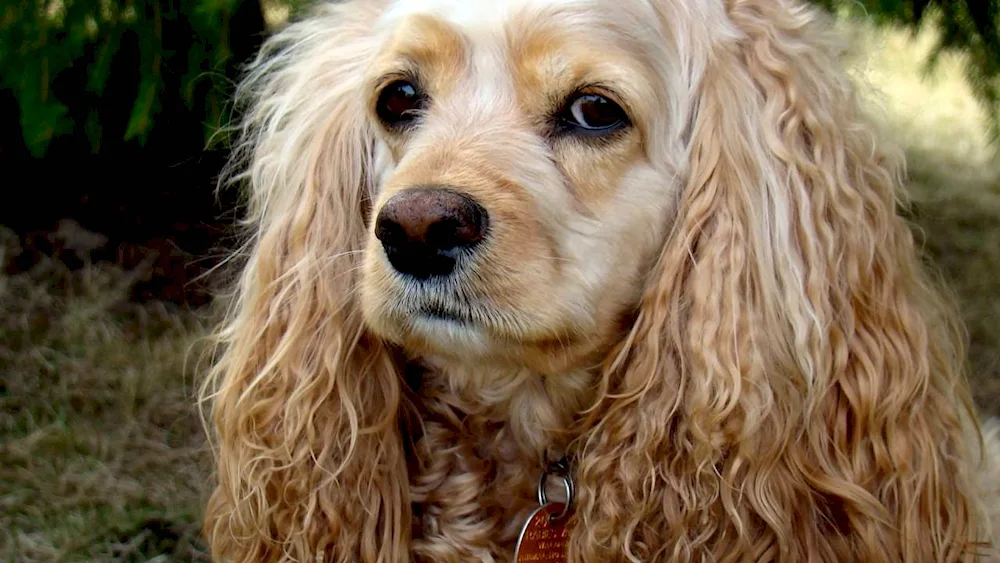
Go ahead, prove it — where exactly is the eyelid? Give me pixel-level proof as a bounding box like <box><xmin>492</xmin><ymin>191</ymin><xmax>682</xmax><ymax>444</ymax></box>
<box><xmin>374</xmin><ymin>71</ymin><xmax>414</xmax><ymax>89</ymax></box>
<box><xmin>371</xmin><ymin>68</ymin><xmax>424</xmax><ymax>103</ymax></box>
<box><xmin>563</xmin><ymin>84</ymin><xmax>632</xmax><ymax>118</ymax></box>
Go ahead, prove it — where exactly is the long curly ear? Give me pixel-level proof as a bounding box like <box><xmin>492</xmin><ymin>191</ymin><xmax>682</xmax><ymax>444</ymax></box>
<box><xmin>575</xmin><ymin>0</ymin><xmax>989</xmax><ymax>560</ymax></box>
<box><xmin>201</xmin><ymin>3</ymin><xmax>409</xmax><ymax>562</ymax></box>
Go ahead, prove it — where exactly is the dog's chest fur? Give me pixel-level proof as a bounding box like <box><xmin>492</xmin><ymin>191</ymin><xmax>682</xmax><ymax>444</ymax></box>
<box><xmin>402</xmin><ymin>359</ymin><xmax>593</xmax><ymax>561</ymax></box>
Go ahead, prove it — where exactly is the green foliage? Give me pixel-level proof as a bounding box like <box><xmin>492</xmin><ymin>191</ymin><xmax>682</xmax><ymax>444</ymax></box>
<box><xmin>814</xmin><ymin>0</ymin><xmax>1000</xmax><ymax>140</ymax></box>
<box><xmin>0</xmin><ymin>0</ymin><xmax>263</xmax><ymax>157</ymax></box>
<box><xmin>2</xmin><ymin>0</ymin><xmax>1000</xmax><ymax>156</ymax></box>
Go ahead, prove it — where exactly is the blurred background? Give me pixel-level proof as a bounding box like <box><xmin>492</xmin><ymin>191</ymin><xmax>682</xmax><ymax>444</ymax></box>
<box><xmin>1</xmin><ymin>0</ymin><xmax>999</xmax><ymax>561</ymax></box>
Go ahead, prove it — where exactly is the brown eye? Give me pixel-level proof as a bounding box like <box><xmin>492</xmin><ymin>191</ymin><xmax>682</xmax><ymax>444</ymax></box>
<box><xmin>376</xmin><ymin>80</ymin><xmax>426</xmax><ymax>128</ymax></box>
<box><xmin>561</xmin><ymin>93</ymin><xmax>629</xmax><ymax>134</ymax></box>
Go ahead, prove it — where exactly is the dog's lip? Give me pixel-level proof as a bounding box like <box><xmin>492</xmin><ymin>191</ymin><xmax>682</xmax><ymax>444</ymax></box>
<box><xmin>416</xmin><ymin>304</ymin><xmax>470</xmax><ymax>323</ymax></box>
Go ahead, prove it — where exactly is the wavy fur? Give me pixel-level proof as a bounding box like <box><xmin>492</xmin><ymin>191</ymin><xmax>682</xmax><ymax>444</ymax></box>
<box><xmin>575</xmin><ymin>1</ymin><xmax>995</xmax><ymax>560</ymax></box>
<box><xmin>202</xmin><ymin>3</ymin><xmax>410</xmax><ymax>560</ymax></box>
<box><xmin>203</xmin><ymin>0</ymin><xmax>1000</xmax><ymax>561</ymax></box>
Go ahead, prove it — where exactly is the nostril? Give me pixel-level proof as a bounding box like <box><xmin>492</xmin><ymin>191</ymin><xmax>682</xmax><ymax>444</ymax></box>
<box><xmin>374</xmin><ymin>214</ymin><xmax>408</xmax><ymax>249</ymax></box>
<box><xmin>425</xmin><ymin>216</ymin><xmax>479</xmax><ymax>251</ymax></box>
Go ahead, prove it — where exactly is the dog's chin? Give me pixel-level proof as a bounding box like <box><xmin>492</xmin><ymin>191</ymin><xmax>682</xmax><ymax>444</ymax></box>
<box><xmin>404</xmin><ymin>312</ymin><xmax>498</xmax><ymax>359</ymax></box>
<box><xmin>364</xmin><ymin>303</ymin><xmax>619</xmax><ymax>375</ymax></box>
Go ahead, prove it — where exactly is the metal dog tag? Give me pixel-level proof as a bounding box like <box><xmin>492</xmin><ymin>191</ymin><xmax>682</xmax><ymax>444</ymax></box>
<box><xmin>513</xmin><ymin>503</ymin><xmax>571</xmax><ymax>562</ymax></box>
<box><xmin>514</xmin><ymin>458</ymin><xmax>574</xmax><ymax>562</ymax></box>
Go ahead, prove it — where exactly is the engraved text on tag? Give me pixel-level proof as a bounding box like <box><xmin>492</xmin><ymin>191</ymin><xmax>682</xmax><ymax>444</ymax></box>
<box><xmin>513</xmin><ymin>503</ymin><xmax>571</xmax><ymax>563</ymax></box>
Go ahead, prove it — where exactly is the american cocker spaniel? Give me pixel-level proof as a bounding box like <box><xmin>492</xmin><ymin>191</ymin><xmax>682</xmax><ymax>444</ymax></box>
<box><xmin>202</xmin><ymin>0</ymin><xmax>1000</xmax><ymax>560</ymax></box>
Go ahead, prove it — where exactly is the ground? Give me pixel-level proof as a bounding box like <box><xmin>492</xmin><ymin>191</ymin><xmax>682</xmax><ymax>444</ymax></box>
<box><xmin>1</xmin><ymin>22</ymin><xmax>998</xmax><ymax>562</ymax></box>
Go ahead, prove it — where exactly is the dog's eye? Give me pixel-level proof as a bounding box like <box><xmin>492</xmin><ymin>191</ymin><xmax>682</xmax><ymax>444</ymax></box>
<box><xmin>376</xmin><ymin>80</ymin><xmax>426</xmax><ymax>128</ymax></box>
<box><xmin>561</xmin><ymin>93</ymin><xmax>629</xmax><ymax>134</ymax></box>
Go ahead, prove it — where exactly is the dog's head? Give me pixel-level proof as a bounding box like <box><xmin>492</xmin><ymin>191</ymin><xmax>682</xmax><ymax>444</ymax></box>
<box><xmin>358</xmin><ymin>0</ymin><xmax>687</xmax><ymax>372</ymax></box>
<box><xmin>205</xmin><ymin>0</ymin><xmax>989</xmax><ymax>560</ymax></box>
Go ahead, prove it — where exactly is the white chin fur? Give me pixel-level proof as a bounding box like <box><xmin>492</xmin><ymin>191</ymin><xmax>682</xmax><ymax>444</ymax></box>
<box><xmin>408</xmin><ymin>315</ymin><xmax>495</xmax><ymax>357</ymax></box>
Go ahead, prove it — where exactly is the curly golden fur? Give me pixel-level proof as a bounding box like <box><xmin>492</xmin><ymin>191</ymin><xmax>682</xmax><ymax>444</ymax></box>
<box><xmin>202</xmin><ymin>0</ymin><xmax>1000</xmax><ymax>560</ymax></box>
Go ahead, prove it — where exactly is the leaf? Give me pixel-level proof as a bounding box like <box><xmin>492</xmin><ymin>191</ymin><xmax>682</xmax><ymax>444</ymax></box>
<box><xmin>123</xmin><ymin>75</ymin><xmax>161</xmax><ymax>143</ymax></box>
<box><xmin>87</xmin><ymin>33</ymin><xmax>119</xmax><ymax>96</ymax></box>
<box><xmin>19</xmin><ymin>96</ymin><xmax>72</xmax><ymax>157</ymax></box>
<box><xmin>193</xmin><ymin>0</ymin><xmax>238</xmax><ymax>22</ymax></box>
<box><xmin>181</xmin><ymin>41</ymin><xmax>209</xmax><ymax>108</ymax></box>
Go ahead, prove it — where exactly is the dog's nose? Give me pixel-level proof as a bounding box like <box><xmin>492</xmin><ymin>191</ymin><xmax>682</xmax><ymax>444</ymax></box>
<box><xmin>374</xmin><ymin>187</ymin><xmax>489</xmax><ymax>279</ymax></box>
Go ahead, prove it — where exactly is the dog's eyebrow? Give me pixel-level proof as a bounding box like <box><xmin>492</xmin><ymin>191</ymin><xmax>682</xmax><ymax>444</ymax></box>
<box><xmin>374</xmin><ymin>13</ymin><xmax>467</xmax><ymax>77</ymax></box>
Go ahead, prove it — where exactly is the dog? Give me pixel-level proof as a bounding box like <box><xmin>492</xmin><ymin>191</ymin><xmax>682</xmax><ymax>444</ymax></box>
<box><xmin>202</xmin><ymin>0</ymin><xmax>1000</xmax><ymax>560</ymax></box>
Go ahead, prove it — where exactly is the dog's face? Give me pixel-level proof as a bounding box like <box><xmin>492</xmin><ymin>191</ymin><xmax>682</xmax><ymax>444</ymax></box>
<box><xmin>359</xmin><ymin>0</ymin><xmax>683</xmax><ymax>372</ymax></box>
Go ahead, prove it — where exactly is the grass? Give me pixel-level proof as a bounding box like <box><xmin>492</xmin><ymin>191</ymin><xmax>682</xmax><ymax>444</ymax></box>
<box><xmin>0</xmin><ymin>230</ymin><xmax>213</xmax><ymax>562</ymax></box>
<box><xmin>1</xmin><ymin>21</ymin><xmax>999</xmax><ymax>562</ymax></box>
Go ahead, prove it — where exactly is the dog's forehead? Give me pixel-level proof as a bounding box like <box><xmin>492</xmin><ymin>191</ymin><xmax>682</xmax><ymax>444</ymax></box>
<box><xmin>380</xmin><ymin>0</ymin><xmax>600</xmax><ymax>32</ymax></box>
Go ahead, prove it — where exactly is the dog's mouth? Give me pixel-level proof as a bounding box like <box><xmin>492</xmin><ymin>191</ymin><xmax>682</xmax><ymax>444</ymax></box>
<box><xmin>416</xmin><ymin>304</ymin><xmax>469</xmax><ymax>324</ymax></box>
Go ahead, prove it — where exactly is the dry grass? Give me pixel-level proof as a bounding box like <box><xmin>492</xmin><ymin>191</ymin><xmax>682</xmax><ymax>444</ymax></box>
<box><xmin>0</xmin><ymin>228</ymin><xmax>213</xmax><ymax>561</ymax></box>
<box><xmin>0</xmin><ymin>20</ymin><xmax>997</xmax><ymax>562</ymax></box>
